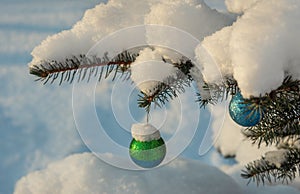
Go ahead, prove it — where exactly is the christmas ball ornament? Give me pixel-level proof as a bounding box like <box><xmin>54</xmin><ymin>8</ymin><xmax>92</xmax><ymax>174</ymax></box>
<box><xmin>229</xmin><ymin>92</ymin><xmax>262</xmax><ymax>127</ymax></box>
<box><xmin>129</xmin><ymin>123</ymin><xmax>166</xmax><ymax>168</ymax></box>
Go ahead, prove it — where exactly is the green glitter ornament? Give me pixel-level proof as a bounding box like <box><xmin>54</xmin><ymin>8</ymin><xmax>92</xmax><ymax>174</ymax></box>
<box><xmin>129</xmin><ymin>123</ymin><xmax>166</xmax><ymax>168</ymax></box>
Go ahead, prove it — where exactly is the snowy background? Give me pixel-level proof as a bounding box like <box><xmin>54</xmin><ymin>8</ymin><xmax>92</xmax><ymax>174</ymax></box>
<box><xmin>1</xmin><ymin>0</ymin><xmax>300</xmax><ymax>193</ymax></box>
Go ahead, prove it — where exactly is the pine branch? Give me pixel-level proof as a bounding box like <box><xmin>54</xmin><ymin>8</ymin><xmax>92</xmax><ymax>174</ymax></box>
<box><xmin>243</xmin><ymin>77</ymin><xmax>300</xmax><ymax>146</ymax></box>
<box><xmin>29</xmin><ymin>51</ymin><xmax>138</xmax><ymax>85</ymax></box>
<box><xmin>242</xmin><ymin>148</ymin><xmax>300</xmax><ymax>185</ymax></box>
<box><xmin>138</xmin><ymin>60</ymin><xmax>194</xmax><ymax>113</ymax></box>
<box><xmin>172</xmin><ymin>57</ymin><xmax>194</xmax><ymax>78</ymax></box>
<box><xmin>241</xmin><ymin>77</ymin><xmax>300</xmax><ymax>185</ymax></box>
<box><xmin>196</xmin><ymin>76</ymin><xmax>238</xmax><ymax>108</ymax></box>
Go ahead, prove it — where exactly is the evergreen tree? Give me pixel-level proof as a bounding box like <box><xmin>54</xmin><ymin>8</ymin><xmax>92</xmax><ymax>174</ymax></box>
<box><xmin>29</xmin><ymin>48</ymin><xmax>300</xmax><ymax>185</ymax></box>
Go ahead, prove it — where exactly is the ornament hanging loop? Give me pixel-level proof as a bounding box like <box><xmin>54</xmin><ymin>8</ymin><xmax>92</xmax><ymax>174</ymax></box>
<box><xmin>145</xmin><ymin>103</ymin><xmax>151</xmax><ymax>124</ymax></box>
<box><xmin>146</xmin><ymin>111</ymin><xmax>150</xmax><ymax>124</ymax></box>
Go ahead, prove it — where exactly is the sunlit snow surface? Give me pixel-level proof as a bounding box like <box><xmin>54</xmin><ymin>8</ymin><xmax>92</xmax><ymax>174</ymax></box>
<box><xmin>197</xmin><ymin>0</ymin><xmax>300</xmax><ymax>97</ymax></box>
<box><xmin>0</xmin><ymin>0</ymin><xmax>299</xmax><ymax>194</ymax></box>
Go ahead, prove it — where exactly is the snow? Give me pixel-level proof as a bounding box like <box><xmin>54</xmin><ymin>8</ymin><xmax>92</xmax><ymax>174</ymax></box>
<box><xmin>209</xmin><ymin>102</ymin><xmax>243</xmax><ymax>157</ymax></box>
<box><xmin>0</xmin><ymin>0</ymin><xmax>299</xmax><ymax>193</ymax></box>
<box><xmin>196</xmin><ymin>26</ymin><xmax>233</xmax><ymax>83</ymax></box>
<box><xmin>264</xmin><ymin>150</ymin><xmax>288</xmax><ymax>168</ymax></box>
<box><xmin>28</xmin><ymin>0</ymin><xmax>234</xmax><ymax>95</ymax></box>
<box><xmin>208</xmin><ymin>101</ymin><xmax>276</xmax><ymax>160</ymax></box>
<box><xmin>29</xmin><ymin>0</ymin><xmax>150</xmax><ymax>65</ymax></box>
<box><xmin>209</xmin><ymin>101</ymin><xmax>278</xmax><ymax>163</ymax></box>
<box><xmin>190</xmin><ymin>66</ymin><xmax>211</xmax><ymax>100</ymax></box>
<box><xmin>223</xmin><ymin>164</ymin><xmax>300</xmax><ymax>194</ymax></box>
<box><xmin>225</xmin><ymin>0</ymin><xmax>260</xmax><ymax>13</ymax></box>
<box><xmin>29</xmin><ymin>0</ymin><xmax>233</xmax><ymax>66</ymax></box>
<box><xmin>10</xmin><ymin>0</ymin><xmax>300</xmax><ymax>105</ymax></box>
<box><xmin>196</xmin><ymin>0</ymin><xmax>300</xmax><ymax>97</ymax></box>
<box><xmin>0</xmin><ymin>1</ymin><xmax>106</xmax><ymax>193</ymax></box>
<box><xmin>14</xmin><ymin>153</ymin><xmax>243</xmax><ymax>194</ymax></box>
<box><xmin>131</xmin><ymin>123</ymin><xmax>161</xmax><ymax>141</ymax></box>
<box><xmin>209</xmin><ymin>102</ymin><xmax>300</xmax><ymax>193</ymax></box>
<box><xmin>130</xmin><ymin>48</ymin><xmax>178</xmax><ymax>96</ymax></box>
<box><xmin>0</xmin><ymin>66</ymin><xmax>91</xmax><ymax>193</ymax></box>
<box><xmin>144</xmin><ymin>0</ymin><xmax>233</xmax><ymax>40</ymax></box>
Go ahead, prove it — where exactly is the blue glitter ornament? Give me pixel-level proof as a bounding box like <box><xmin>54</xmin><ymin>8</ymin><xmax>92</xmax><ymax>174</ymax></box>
<box><xmin>229</xmin><ymin>92</ymin><xmax>262</xmax><ymax>127</ymax></box>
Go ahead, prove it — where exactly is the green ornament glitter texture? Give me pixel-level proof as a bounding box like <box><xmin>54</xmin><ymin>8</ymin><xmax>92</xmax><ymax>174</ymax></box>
<box><xmin>129</xmin><ymin>138</ymin><xmax>166</xmax><ymax>168</ymax></box>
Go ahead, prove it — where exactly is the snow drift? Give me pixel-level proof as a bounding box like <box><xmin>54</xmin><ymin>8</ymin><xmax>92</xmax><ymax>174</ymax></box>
<box><xmin>14</xmin><ymin>153</ymin><xmax>242</xmax><ymax>194</ymax></box>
